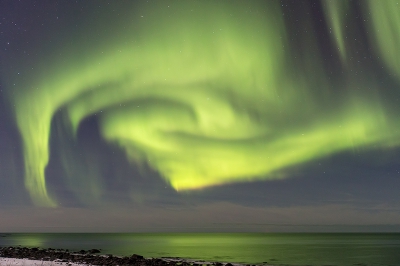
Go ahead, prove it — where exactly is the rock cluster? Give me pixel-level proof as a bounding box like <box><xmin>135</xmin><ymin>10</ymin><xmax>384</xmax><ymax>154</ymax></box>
<box><xmin>0</xmin><ymin>246</ymin><xmax>232</xmax><ymax>266</ymax></box>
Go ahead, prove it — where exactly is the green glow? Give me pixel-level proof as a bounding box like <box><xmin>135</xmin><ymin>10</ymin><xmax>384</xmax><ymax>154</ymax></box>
<box><xmin>101</xmin><ymin>98</ymin><xmax>391</xmax><ymax>190</ymax></box>
<box><xmin>322</xmin><ymin>0</ymin><xmax>350</xmax><ymax>62</ymax></box>
<box><xmin>366</xmin><ymin>0</ymin><xmax>400</xmax><ymax>79</ymax></box>
<box><xmin>13</xmin><ymin>94</ymin><xmax>55</xmax><ymax>206</ymax></box>
<box><xmin>5</xmin><ymin>1</ymin><xmax>400</xmax><ymax>206</ymax></box>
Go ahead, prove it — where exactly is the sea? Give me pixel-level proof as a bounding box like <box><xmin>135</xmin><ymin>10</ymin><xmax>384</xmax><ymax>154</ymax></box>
<box><xmin>1</xmin><ymin>233</ymin><xmax>400</xmax><ymax>266</ymax></box>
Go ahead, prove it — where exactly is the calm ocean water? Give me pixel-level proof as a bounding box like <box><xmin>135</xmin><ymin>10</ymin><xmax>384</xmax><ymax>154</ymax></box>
<box><xmin>1</xmin><ymin>233</ymin><xmax>400</xmax><ymax>266</ymax></box>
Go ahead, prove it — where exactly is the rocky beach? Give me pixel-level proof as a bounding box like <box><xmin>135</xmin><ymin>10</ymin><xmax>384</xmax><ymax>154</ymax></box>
<box><xmin>0</xmin><ymin>247</ymin><xmax>239</xmax><ymax>266</ymax></box>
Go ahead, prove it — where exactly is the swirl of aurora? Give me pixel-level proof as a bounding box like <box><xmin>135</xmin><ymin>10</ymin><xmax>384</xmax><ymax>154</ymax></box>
<box><xmin>5</xmin><ymin>0</ymin><xmax>400</xmax><ymax>206</ymax></box>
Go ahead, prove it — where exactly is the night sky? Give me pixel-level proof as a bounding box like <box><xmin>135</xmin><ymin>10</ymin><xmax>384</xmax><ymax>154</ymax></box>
<box><xmin>1</xmin><ymin>0</ymin><xmax>400</xmax><ymax>232</ymax></box>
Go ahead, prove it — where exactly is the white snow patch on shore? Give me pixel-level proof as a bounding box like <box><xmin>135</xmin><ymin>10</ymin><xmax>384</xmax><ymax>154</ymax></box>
<box><xmin>0</xmin><ymin>257</ymin><xmax>89</xmax><ymax>266</ymax></box>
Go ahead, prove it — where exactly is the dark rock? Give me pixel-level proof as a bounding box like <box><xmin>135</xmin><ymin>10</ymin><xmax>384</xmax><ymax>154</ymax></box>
<box><xmin>89</xmin><ymin>248</ymin><xmax>101</xmax><ymax>254</ymax></box>
<box><xmin>131</xmin><ymin>253</ymin><xmax>144</xmax><ymax>260</ymax></box>
<box><xmin>0</xmin><ymin>246</ymin><xmax>249</xmax><ymax>266</ymax></box>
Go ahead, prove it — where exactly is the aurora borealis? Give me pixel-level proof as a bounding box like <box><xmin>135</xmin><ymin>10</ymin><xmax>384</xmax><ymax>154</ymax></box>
<box><xmin>1</xmin><ymin>0</ymin><xmax>400</xmax><ymax>231</ymax></box>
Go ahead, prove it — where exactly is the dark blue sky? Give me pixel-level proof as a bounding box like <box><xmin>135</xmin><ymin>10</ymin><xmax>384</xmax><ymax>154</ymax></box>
<box><xmin>1</xmin><ymin>0</ymin><xmax>400</xmax><ymax>232</ymax></box>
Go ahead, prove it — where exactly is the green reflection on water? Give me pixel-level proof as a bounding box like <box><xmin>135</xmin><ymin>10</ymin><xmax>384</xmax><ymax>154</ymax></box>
<box><xmin>1</xmin><ymin>233</ymin><xmax>400</xmax><ymax>266</ymax></box>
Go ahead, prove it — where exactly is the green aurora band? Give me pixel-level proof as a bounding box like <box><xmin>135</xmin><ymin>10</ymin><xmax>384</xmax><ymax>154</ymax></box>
<box><xmin>366</xmin><ymin>0</ymin><xmax>400</xmax><ymax>80</ymax></box>
<box><xmin>5</xmin><ymin>1</ymin><xmax>400</xmax><ymax>206</ymax></box>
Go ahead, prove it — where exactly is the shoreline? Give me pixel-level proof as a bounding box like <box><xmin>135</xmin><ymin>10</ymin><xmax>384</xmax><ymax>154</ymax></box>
<box><xmin>0</xmin><ymin>257</ymin><xmax>86</xmax><ymax>266</ymax></box>
<box><xmin>0</xmin><ymin>247</ymin><xmax>245</xmax><ymax>266</ymax></box>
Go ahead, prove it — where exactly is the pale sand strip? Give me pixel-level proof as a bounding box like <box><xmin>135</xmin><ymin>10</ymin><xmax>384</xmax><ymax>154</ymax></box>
<box><xmin>0</xmin><ymin>257</ymin><xmax>90</xmax><ymax>266</ymax></box>
<box><xmin>0</xmin><ymin>256</ymin><xmax>250</xmax><ymax>266</ymax></box>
